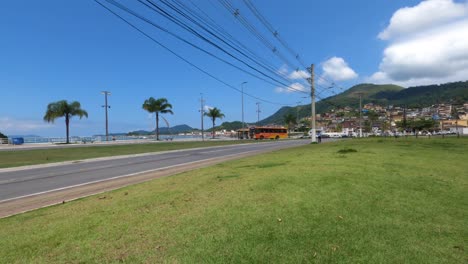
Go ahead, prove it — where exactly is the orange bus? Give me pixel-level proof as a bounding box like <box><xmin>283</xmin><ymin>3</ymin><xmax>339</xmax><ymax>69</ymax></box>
<box><xmin>248</xmin><ymin>126</ymin><xmax>288</xmax><ymax>140</ymax></box>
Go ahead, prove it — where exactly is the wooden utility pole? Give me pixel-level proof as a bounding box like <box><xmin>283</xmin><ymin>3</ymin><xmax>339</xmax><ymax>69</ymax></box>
<box><xmin>101</xmin><ymin>91</ymin><xmax>111</xmax><ymax>141</ymax></box>
<box><xmin>309</xmin><ymin>64</ymin><xmax>316</xmax><ymax>143</ymax></box>
<box><xmin>256</xmin><ymin>102</ymin><xmax>261</xmax><ymax>123</ymax></box>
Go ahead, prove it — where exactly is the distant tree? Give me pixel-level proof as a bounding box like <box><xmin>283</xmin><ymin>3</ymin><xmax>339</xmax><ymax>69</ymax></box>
<box><xmin>367</xmin><ymin>111</ymin><xmax>379</xmax><ymax>127</ymax></box>
<box><xmin>204</xmin><ymin>107</ymin><xmax>225</xmax><ymax>139</ymax></box>
<box><xmin>381</xmin><ymin>121</ymin><xmax>391</xmax><ymax>132</ymax></box>
<box><xmin>284</xmin><ymin>113</ymin><xmax>296</xmax><ymax>136</ymax></box>
<box><xmin>0</xmin><ymin>131</ymin><xmax>6</xmax><ymax>144</ymax></box>
<box><xmin>335</xmin><ymin>123</ymin><xmax>343</xmax><ymax>133</ymax></box>
<box><xmin>451</xmin><ymin>105</ymin><xmax>460</xmax><ymax>120</ymax></box>
<box><xmin>43</xmin><ymin>100</ymin><xmax>88</xmax><ymax>144</ymax></box>
<box><xmin>363</xmin><ymin>120</ymin><xmax>372</xmax><ymax>133</ymax></box>
<box><xmin>142</xmin><ymin>97</ymin><xmax>173</xmax><ymax>141</ymax></box>
<box><xmin>396</xmin><ymin>119</ymin><xmax>435</xmax><ymax>133</ymax></box>
<box><xmin>336</xmin><ymin>112</ymin><xmax>345</xmax><ymax>118</ymax></box>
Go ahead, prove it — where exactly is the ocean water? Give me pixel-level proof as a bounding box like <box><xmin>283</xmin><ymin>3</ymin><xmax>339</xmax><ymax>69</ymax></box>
<box><xmin>14</xmin><ymin>134</ymin><xmax>237</xmax><ymax>144</ymax></box>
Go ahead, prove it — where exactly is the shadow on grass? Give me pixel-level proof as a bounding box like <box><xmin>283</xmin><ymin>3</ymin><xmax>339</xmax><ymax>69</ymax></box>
<box><xmin>337</xmin><ymin>148</ymin><xmax>358</xmax><ymax>154</ymax></box>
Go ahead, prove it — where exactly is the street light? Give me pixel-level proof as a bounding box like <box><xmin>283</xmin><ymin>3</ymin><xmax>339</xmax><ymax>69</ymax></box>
<box><xmin>101</xmin><ymin>91</ymin><xmax>111</xmax><ymax>141</ymax></box>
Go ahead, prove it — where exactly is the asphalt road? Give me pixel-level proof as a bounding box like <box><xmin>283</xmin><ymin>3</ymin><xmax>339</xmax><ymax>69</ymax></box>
<box><xmin>0</xmin><ymin>139</ymin><xmax>309</xmax><ymax>203</ymax></box>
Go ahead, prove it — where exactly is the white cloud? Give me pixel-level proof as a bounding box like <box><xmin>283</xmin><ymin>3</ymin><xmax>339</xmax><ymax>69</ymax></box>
<box><xmin>321</xmin><ymin>57</ymin><xmax>358</xmax><ymax>82</ymax></box>
<box><xmin>275</xmin><ymin>82</ymin><xmax>307</xmax><ymax>93</ymax></box>
<box><xmin>277</xmin><ymin>64</ymin><xmax>289</xmax><ymax>77</ymax></box>
<box><xmin>276</xmin><ymin>65</ymin><xmax>310</xmax><ymax>80</ymax></box>
<box><xmin>378</xmin><ymin>0</ymin><xmax>468</xmax><ymax>40</ymax></box>
<box><xmin>369</xmin><ymin>0</ymin><xmax>468</xmax><ymax>87</ymax></box>
<box><xmin>288</xmin><ymin>70</ymin><xmax>310</xmax><ymax>80</ymax></box>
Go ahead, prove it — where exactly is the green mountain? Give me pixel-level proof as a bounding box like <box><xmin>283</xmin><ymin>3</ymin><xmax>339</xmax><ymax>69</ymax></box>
<box><xmin>205</xmin><ymin>121</ymin><xmax>243</xmax><ymax>131</ymax></box>
<box><xmin>128</xmin><ymin>124</ymin><xmax>194</xmax><ymax>135</ymax></box>
<box><xmin>259</xmin><ymin>81</ymin><xmax>468</xmax><ymax>125</ymax></box>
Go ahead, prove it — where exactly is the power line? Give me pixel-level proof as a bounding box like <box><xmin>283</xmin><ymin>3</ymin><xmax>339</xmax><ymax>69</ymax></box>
<box><xmin>217</xmin><ymin>0</ymin><xmax>299</xmax><ymax>71</ymax></box>
<box><xmin>175</xmin><ymin>0</ymin><xmax>283</xmax><ymax>76</ymax></box>
<box><xmin>235</xmin><ymin>0</ymin><xmax>350</xmax><ymax>96</ymax></box>
<box><xmin>242</xmin><ymin>0</ymin><xmax>307</xmax><ymax>68</ymax></box>
<box><xmin>95</xmin><ymin>0</ymin><xmax>293</xmax><ymax>106</ymax></box>
<box><xmin>162</xmin><ymin>0</ymin><xmax>345</xmax><ymax>98</ymax></box>
<box><xmin>98</xmin><ymin>1</ymin><xmax>348</xmax><ymax>110</ymax></box>
<box><xmin>109</xmin><ymin>0</ymin><xmax>309</xmax><ymax>95</ymax></box>
<box><xmin>143</xmin><ymin>0</ymin><xmax>297</xmax><ymax>88</ymax></box>
<box><xmin>111</xmin><ymin>0</ymin><xmax>297</xmax><ymax>90</ymax></box>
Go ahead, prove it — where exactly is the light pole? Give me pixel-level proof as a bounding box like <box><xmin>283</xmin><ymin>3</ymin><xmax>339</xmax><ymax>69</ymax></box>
<box><xmin>241</xmin><ymin>81</ymin><xmax>247</xmax><ymax>130</ymax></box>
<box><xmin>101</xmin><ymin>91</ymin><xmax>111</xmax><ymax>141</ymax></box>
<box><xmin>200</xmin><ymin>94</ymin><xmax>205</xmax><ymax>141</ymax></box>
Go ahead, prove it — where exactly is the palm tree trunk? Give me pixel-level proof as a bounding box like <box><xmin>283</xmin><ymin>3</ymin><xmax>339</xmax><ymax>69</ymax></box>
<box><xmin>212</xmin><ymin>119</ymin><xmax>215</xmax><ymax>139</ymax></box>
<box><xmin>65</xmin><ymin>115</ymin><xmax>70</xmax><ymax>144</ymax></box>
<box><xmin>156</xmin><ymin>113</ymin><xmax>159</xmax><ymax>141</ymax></box>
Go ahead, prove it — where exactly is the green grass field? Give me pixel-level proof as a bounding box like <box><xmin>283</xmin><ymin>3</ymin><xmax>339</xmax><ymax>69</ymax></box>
<box><xmin>1</xmin><ymin>137</ymin><xmax>466</xmax><ymax>263</ymax></box>
<box><xmin>0</xmin><ymin>140</ymin><xmax>248</xmax><ymax>168</ymax></box>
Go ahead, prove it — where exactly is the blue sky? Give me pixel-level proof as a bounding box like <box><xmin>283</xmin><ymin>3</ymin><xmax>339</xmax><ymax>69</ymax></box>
<box><xmin>1</xmin><ymin>0</ymin><xmax>467</xmax><ymax>137</ymax></box>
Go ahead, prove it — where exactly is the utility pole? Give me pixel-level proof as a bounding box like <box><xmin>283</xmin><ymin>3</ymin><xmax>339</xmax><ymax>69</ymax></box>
<box><xmin>241</xmin><ymin>81</ymin><xmax>247</xmax><ymax>130</ymax></box>
<box><xmin>101</xmin><ymin>91</ymin><xmax>111</xmax><ymax>141</ymax></box>
<box><xmin>200</xmin><ymin>94</ymin><xmax>205</xmax><ymax>141</ymax></box>
<box><xmin>308</xmin><ymin>64</ymin><xmax>316</xmax><ymax>143</ymax></box>
<box><xmin>359</xmin><ymin>93</ymin><xmax>364</xmax><ymax>137</ymax></box>
<box><xmin>256</xmin><ymin>102</ymin><xmax>261</xmax><ymax>123</ymax></box>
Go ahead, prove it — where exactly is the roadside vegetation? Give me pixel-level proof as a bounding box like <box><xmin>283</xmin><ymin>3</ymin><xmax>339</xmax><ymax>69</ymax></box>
<box><xmin>1</xmin><ymin>137</ymin><xmax>466</xmax><ymax>263</ymax></box>
<box><xmin>0</xmin><ymin>140</ymin><xmax>249</xmax><ymax>168</ymax></box>
<box><xmin>204</xmin><ymin>107</ymin><xmax>225</xmax><ymax>139</ymax></box>
<box><xmin>142</xmin><ymin>97</ymin><xmax>174</xmax><ymax>141</ymax></box>
<box><xmin>43</xmin><ymin>100</ymin><xmax>88</xmax><ymax>144</ymax></box>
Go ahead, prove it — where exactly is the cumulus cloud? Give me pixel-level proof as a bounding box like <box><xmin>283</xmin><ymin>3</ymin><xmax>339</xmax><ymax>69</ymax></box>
<box><xmin>378</xmin><ymin>0</ymin><xmax>468</xmax><ymax>40</ymax></box>
<box><xmin>288</xmin><ymin>70</ymin><xmax>310</xmax><ymax>80</ymax></box>
<box><xmin>275</xmin><ymin>82</ymin><xmax>307</xmax><ymax>93</ymax></box>
<box><xmin>276</xmin><ymin>65</ymin><xmax>310</xmax><ymax>80</ymax></box>
<box><xmin>321</xmin><ymin>57</ymin><xmax>358</xmax><ymax>82</ymax></box>
<box><xmin>369</xmin><ymin>0</ymin><xmax>468</xmax><ymax>86</ymax></box>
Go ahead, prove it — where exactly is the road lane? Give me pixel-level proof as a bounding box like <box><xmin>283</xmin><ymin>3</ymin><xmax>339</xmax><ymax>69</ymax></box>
<box><xmin>0</xmin><ymin>140</ymin><xmax>309</xmax><ymax>202</ymax></box>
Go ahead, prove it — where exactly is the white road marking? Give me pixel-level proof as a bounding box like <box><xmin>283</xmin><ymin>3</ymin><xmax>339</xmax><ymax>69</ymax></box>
<box><xmin>0</xmin><ymin>150</ymin><xmax>261</xmax><ymax>204</ymax></box>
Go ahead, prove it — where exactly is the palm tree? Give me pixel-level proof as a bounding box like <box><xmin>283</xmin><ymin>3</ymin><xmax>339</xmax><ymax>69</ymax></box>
<box><xmin>204</xmin><ymin>107</ymin><xmax>225</xmax><ymax>139</ymax></box>
<box><xmin>43</xmin><ymin>100</ymin><xmax>88</xmax><ymax>144</ymax></box>
<box><xmin>142</xmin><ymin>97</ymin><xmax>173</xmax><ymax>140</ymax></box>
<box><xmin>284</xmin><ymin>113</ymin><xmax>296</xmax><ymax>136</ymax></box>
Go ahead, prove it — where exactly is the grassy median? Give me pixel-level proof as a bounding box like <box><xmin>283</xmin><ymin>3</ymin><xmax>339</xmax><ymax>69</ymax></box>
<box><xmin>1</xmin><ymin>137</ymin><xmax>466</xmax><ymax>263</ymax></box>
<box><xmin>0</xmin><ymin>140</ymin><xmax>249</xmax><ymax>168</ymax></box>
